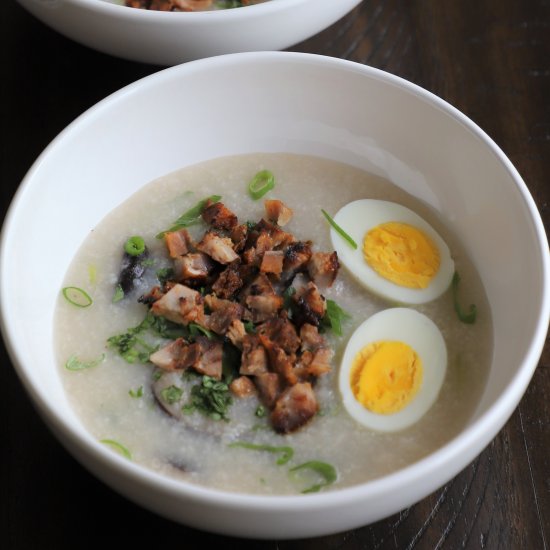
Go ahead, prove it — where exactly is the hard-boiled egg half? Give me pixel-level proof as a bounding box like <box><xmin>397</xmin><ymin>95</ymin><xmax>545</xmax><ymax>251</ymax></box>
<box><xmin>339</xmin><ymin>308</ymin><xmax>447</xmax><ymax>432</ymax></box>
<box><xmin>330</xmin><ymin>200</ymin><xmax>455</xmax><ymax>304</ymax></box>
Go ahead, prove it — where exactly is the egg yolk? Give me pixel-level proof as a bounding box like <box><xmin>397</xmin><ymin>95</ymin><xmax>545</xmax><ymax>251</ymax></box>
<box><xmin>350</xmin><ymin>341</ymin><xmax>423</xmax><ymax>415</ymax></box>
<box><xmin>363</xmin><ymin>222</ymin><xmax>440</xmax><ymax>289</ymax></box>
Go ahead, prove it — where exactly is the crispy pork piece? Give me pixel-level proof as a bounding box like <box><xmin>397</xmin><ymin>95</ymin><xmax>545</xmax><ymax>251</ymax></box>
<box><xmin>164</xmin><ymin>228</ymin><xmax>194</xmax><ymax>258</ymax></box>
<box><xmin>293</xmin><ymin>281</ymin><xmax>326</xmax><ymax>327</ymax></box>
<box><xmin>260</xmin><ymin>335</ymin><xmax>298</xmax><ymax>386</ymax></box>
<box><xmin>151</xmin><ymin>283</ymin><xmax>205</xmax><ymax>325</ymax></box>
<box><xmin>193</xmin><ymin>336</ymin><xmax>223</xmax><ymax>379</ymax></box>
<box><xmin>264</xmin><ymin>199</ymin><xmax>293</xmax><ymax>226</ymax></box>
<box><xmin>204</xmin><ymin>294</ymin><xmax>244</xmax><ymax>335</ymax></box>
<box><xmin>307</xmin><ymin>251</ymin><xmax>339</xmax><ymax>288</ymax></box>
<box><xmin>149</xmin><ymin>338</ymin><xmax>201</xmax><ymax>371</ymax></box>
<box><xmin>260</xmin><ymin>250</ymin><xmax>284</xmax><ymax>276</ymax></box>
<box><xmin>230</xmin><ymin>223</ymin><xmax>249</xmax><ymax>253</ymax></box>
<box><xmin>258</xmin><ymin>315</ymin><xmax>301</xmax><ymax>355</ymax></box>
<box><xmin>240</xmin><ymin>334</ymin><xmax>268</xmax><ymax>376</ymax></box>
<box><xmin>201</xmin><ymin>201</ymin><xmax>238</xmax><ymax>231</ymax></box>
<box><xmin>299</xmin><ymin>323</ymin><xmax>326</xmax><ymax>352</ymax></box>
<box><xmin>282</xmin><ymin>241</ymin><xmax>312</xmax><ymax>282</ymax></box>
<box><xmin>174</xmin><ymin>252</ymin><xmax>215</xmax><ymax>280</ymax></box>
<box><xmin>254</xmin><ymin>372</ymin><xmax>281</xmax><ymax>408</ymax></box>
<box><xmin>245</xmin><ymin>294</ymin><xmax>284</xmax><ymax>323</ymax></box>
<box><xmin>172</xmin><ymin>0</ymin><xmax>213</xmax><ymax>10</ymax></box>
<box><xmin>211</xmin><ymin>261</ymin><xmax>245</xmax><ymax>299</ymax></box>
<box><xmin>226</xmin><ymin>319</ymin><xmax>247</xmax><ymax>349</ymax></box>
<box><xmin>271</xmin><ymin>382</ymin><xmax>318</xmax><ymax>434</ymax></box>
<box><xmin>138</xmin><ymin>285</ymin><xmax>165</xmax><ymax>305</ymax></box>
<box><xmin>229</xmin><ymin>376</ymin><xmax>257</xmax><ymax>398</ymax></box>
<box><xmin>196</xmin><ymin>231</ymin><xmax>239</xmax><ymax>264</ymax></box>
<box><xmin>295</xmin><ymin>348</ymin><xmax>333</xmax><ymax>379</ymax></box>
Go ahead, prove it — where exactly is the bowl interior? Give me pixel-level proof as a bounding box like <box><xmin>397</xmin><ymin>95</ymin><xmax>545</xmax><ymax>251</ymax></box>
<box><xmin>1</xmin><ymin>52</ymin><xmax>547</xmax><ymax>534</ymax></box>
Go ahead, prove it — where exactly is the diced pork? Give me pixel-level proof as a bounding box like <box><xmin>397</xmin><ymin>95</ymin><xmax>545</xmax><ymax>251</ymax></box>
<box><xmin>264</xmin><ymin>199</ymin><xmax>293</xmax><ymax>226</ymax></box>
<box><xmin>240</xmin><ymin>334</ymin><xmax>268</xmax><ymax>376</ymax></box>
<box><xmin>201</xmin><ymin>201</ymin><xmax>238</xmax><ymax>231</ymax></box>
<box><xmin>254</xmin><ymin>372</ymin><xmax>281</xmax><ymax>408</ymax></box>
<box><xmin>164</xmin><ymin>228</ymin><xmax>194</xmax><ymax>258</ymax></box>
<box><xmin>230</xmin><ymin>376</ymin><xmax>257</xmax><ymax>398</ymax></box>
<box><xmin>174</xmin><ymin>252</ymin><xmax>215</xmax><ymax>280</ymax></box>
<box><xmin>204</xmin><ymin>294</ymin><xmax>244</xmax><ymax>335</ymax></box>
<box><xmin>151</xmin><ymin>283</ymin><xmax>205</xmax><ymax>325</ymax></box>
<box><xmin>307</xmin><ymin>251</ymin><xmax>339</xmax><ymax>288</ymax></box>
<box><xmin>193</xmin><ymin>337</ymin><xmax>223</xmax><ymax>380</ymax></box>
<box><xmin>226</xmin><ymin>319</ymin><xmax>247</xmax><ymax>349</ymax></box>
<box><xmin>149</xmin><ymin>338</ymin><xmax>201</xmax><ymax>371</ymax></box>
<box><xmin>196</xmin><ymin>231</ymin><xmax>239</xmax><ymax>264</ymax></box>
<box><xmin>271</xmin><ymin>382</ymin><xmax>318</xmax><ymax>434</ymax></box>
<box><xmin>260</xmin><ymin>250</ymin><xmax>284</xmax><ymax>276</ymax></box>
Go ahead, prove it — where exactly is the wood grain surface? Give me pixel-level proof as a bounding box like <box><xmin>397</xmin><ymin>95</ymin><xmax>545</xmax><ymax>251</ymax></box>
<box><xmin>1</xmin><ymin>1</ymin><xmax>549</xmax><ymax>548</ymax></box>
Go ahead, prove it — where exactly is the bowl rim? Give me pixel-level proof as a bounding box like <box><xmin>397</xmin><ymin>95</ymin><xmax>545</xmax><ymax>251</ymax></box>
<box><xmin>1</xmin><ymin>51</ymin><xmax>549</xmax><ymax>512</ymax></box>
<box><xmin>63</xmin><ymin>0</ymin><xmax>318</xmax><ymax>19</ymax></box>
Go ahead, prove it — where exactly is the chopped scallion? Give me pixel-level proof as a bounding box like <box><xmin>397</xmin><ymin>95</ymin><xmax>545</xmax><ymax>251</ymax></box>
<box><xmin>321</xmin><ymin>209</ymin><xmax>357</xmax><ymax>249</ymax></box>
<box><xmin>124</xmin><ymin>236</ymin><xmax>146</xmax><ymax>256</ymax></box>
<box><xmin>129</xmin><ymin>386</ymin><xmax>144</xmax><ymax>398</ymax></box>
<box><xmin>289</xmin><ymin>460</ymin><xmax>337</xmax><ymax>493</ymax></box>
<box><xmin>189</xmin><ymin>322</ymin><xmax>214</xmax><ymax>340</ymax></box>
<box><xmin>452</xmin><ymin>271</ymin><xmax>477</xmax><ymax>324</ymax></box>
<box><xmin>156</xmin><ymin>195</ymin><xmax>222</xmax><ymax>238</ymax></box>
<box><xmin>248</xmin><ymin>170</ymin><xmax>275</xmax><ymax>200</ymax></box>
<box><xmin>100</xmin><ymin>439</ymin><xmax>132</xmax><ymax>460</ymax></box>
<box><xmin>228</xmin><ymin>441</ymin><xmax>294</xmax><ymax>465</ymax></box>
<box><xmin>62</xmin><ymin>286</ymin><xmax>93</xmax><ymax>308</ymax></box>
<box><xmin>65</xmin><ymin>353</ymin><xmax>105</xmax><ymax>371</ymax></box>
<box><xmin>112</xmin><ymin>284</ymin><xmax>124</xmax><ymax>303</ymax></box>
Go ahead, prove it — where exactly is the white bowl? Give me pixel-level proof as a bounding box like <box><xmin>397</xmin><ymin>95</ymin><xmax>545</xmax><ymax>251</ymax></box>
<box><xmin>1</xmin><ymin>52</ymin><xmax>549</xmax><ymax>539</ymax></box>
<box><xmin>16</xmin><ymin>0</ymin><xmax>363</xmax><ymax>65</ymax></box>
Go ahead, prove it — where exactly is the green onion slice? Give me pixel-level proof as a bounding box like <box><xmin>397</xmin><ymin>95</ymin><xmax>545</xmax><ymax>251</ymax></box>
<box><xmin>124</xmin><ymin>236</ymin><xmax>146</xmax><ymax>256</ymax></box>
<box><xmin>321</xmin><ymin>209</ymin><xmax>357</xmax><ymax>250</ymax></box>
<box><xmin>189</xmin><ymin>322</ymin><xmax>214</xmax><ymax>340</ymax></box>
<box><xmin>100</xmin><ymin>439</ymin><xmax>132</xmax><ymax>460</ymax></box>
<box><xmin>248</xmin><ymin>170</ymin><xmax>275</xmax><ymax>200</ymax></box>
<box><xmin>112</xmin><ymin>284</ymin><xmax>124</xmax><ymax>303</ymax></box>
<box><xmin>62</xmin><ymin>286</ymin><xmax>93</xmax><ymax>308</ymax></box>
<box><xmin>289</xmin><ymin>460</ymin><xmax>337</xmax><ymax>493</ymax></box>
<box><xmin>65</xmin><ymin>353</ymin><xmax>105</xmax><ymax>371</ymax></box>
<box><xmin>156</xmin><ymin>195</ymin><xmax>222</xmax><ymax>238</ymax></box>
<box><xmin>451</xmin><ymin>271</ymin><xmax>477</xmax><ymax>324</ymax></box>
<box><xmin>228</xmin><ymin>441</ymin><xmax>294</xmax><ymax>465</ymax></box>
<box><xmin>128</xmin><ymin>386</ymin><xmax>143</xmax><ymax>398</ymax></box>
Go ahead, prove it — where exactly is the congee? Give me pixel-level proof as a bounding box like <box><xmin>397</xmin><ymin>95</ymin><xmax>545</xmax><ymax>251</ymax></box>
<box><xmin>55</xmin><ymin>153</ymin><xmax>492</xmax><ymax>495</ymax></box>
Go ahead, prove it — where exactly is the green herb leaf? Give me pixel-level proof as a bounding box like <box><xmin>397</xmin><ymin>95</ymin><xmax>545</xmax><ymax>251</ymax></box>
<box><xmin>129</xmin><ymin>386</ymin><xmax>144</xmax><ymax>398</ymax></box>
<box><xmin>321</xmin><ymin>299</ymin><xmax>351</xmax><ymax>336</ymax></box>
<box><xmin>283</xmin><ymin>286</ymin><xmax>296</xmax><ymax>312</ymax></box>
<box><xmin>62</xmin><ymin>286</ymin><xmax>93</xmax><ymax>308</ymax></box>
<box><xmin>289</xmin><ymin>460</ymin><xmax>337</xmax><ymax>493</ymax></box>
<box><xmin>255</xmin><ymin>405</ymin><xmax>267</xmax><ymax>418</ymax></box>
<box><xmin>189</xmin><ymin>322</ymin><xmax>214</xmax><ymax>340</ymax></box>
<box><xmin>244</xmin><ymin>320</ymin><xmax>256</xmax><ymax>334</ymax></box>
<box><xmin>100</xmin><ymin>439</ymin><xmax>132</xmax><ymax>460</ymax></box>
<box><xmin>248</xmin><ymin>170</ymin><xmax>275</xmax><ymax>200</ymax></box>
<box><xmin>124</xmin><ymin>236</ymin><xmax>146</xmax><ymax>256</ymax></box>
<box><xmin>65</xmin><ymin>353</ymin><xmax>105</xmax><ymax>371</ymax></box>
<box><xmin>161</xmin><ymin>385</ymin><xmax>183</xmax><ymax>404</ymax></box>
<box><xmin>228</xmin><ymin>441</ymin><xmax>294</xmax><ymax>465</ymax></box>
<box><xmin>452</xmin><ymin>271</ymin><xmax>477</xmax><ymax>324</ymax></box>
<box><xmin>183</xmin><ymin>375</ymin><xmax>232</xmax><ymax>420</ymax></box>
<box><xmin>156</xmin><ymin>267</ymin><xmax>175</xmax><ymax>285</ymax></box>
<box><xmin>156</xmin><ymin>195</ymin><xmax>222</xmax><ymax>238</ymax></box>
<box><xmin>112</xmin><ymin>284</ymin><xmax>124</xmax><ymax>303</ymax></box>
<box><xmin>321</xmin><ymin>209</ymin><xmax>357</xmax><ymax>249</ymax></box>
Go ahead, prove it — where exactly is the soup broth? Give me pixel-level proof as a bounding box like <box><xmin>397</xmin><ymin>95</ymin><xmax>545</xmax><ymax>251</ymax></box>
<box><xmin>55</xmin><ymin>153</ymin><xmax>492</xmax><ymax>495</ymax></box>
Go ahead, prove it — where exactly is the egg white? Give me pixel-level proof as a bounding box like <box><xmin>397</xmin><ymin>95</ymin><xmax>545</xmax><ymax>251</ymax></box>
<box><xmin>339</xmin><ymin>308</ymin><xmax>447</xmax><ymax>432</ymax></box>
<box><xmin>331</xmin><ymin>199</ymin><xmax>455</xmax><ymax>304</ymax></box>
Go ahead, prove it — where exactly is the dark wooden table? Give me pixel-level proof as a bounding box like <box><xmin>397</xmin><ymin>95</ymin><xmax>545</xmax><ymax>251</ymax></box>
<box><xmin>1</xmin><ymin>1</ymin><xmax>549</xmax><ymax>548</ymax></box>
